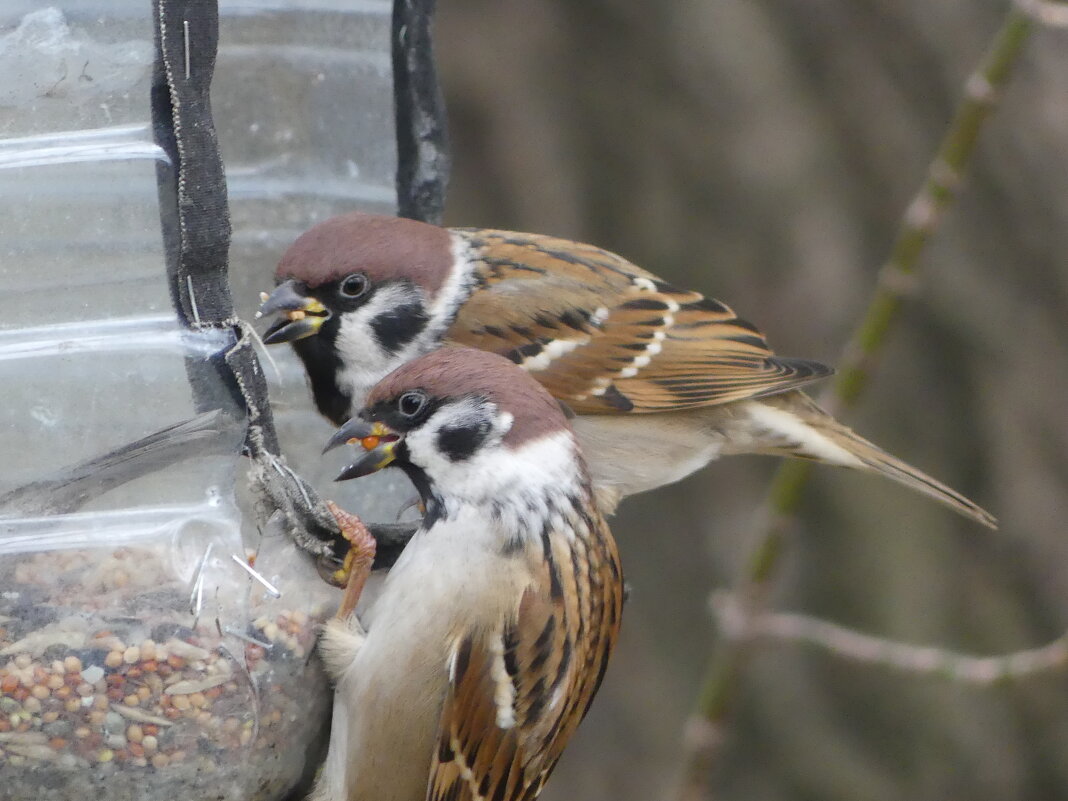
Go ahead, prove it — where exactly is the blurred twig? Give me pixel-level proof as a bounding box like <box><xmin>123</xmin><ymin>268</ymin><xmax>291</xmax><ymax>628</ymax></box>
<box><xmin>676</xmin><ymin>9</ymin><xmax>1038</xmax><ymax>801</ymax></box>
<box><xmin>1015</xmin><ymin>0</ymin><xmax>1068</xmax><ymax>27</ymax></box>
<box><xmin>711</xmin><ymin>591</ymin><xmax>1068</xmax><ymax>685</ymax></box>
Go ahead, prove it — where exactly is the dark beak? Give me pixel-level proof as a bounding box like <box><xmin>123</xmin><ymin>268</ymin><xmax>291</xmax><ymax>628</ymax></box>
<box><xmin>324</xmin><ymin>419</ymin><xmax>402</xmax><ymax>481</ymax></box>
<box><xmin>257</xmin><ymin>280</ymin><xmax>330</xmax><ymax>344</ymax></box>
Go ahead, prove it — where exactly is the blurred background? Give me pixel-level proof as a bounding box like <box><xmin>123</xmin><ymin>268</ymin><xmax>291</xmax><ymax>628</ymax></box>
<box><xmin>6</xmin><ymin>2</ymin><xmax>1063</xmax><ymax>799</ymax></box>
<box><xmin>431</xmin><ymin>2</ymin><xmax>1068</xmax><ymax>800</ymax></box>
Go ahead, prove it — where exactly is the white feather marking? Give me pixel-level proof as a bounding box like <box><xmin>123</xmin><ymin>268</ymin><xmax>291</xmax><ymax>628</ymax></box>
<box><xmin>646</xmin><ymin>341</ymin><xmax>663</xmax><ymax>356</ymax></box>
<box><xmin>633</xmin><ymin>277</ymin><xmax>657</xmax><ymax>291</ymax></box>
<box><xmin>432</xmin><ymin>234</ymin><xmax>479</xmax><ymax>334</ymax></box>
<box><xmin>591</xmin><ymin>387</ymin><xmax>607</xmax><ymax>396</ymax></box>
<box><xmin>448</xmin><ymin>739</ymin><xmax>481</xmax><ymax>793</ymax></box>
<box><xmin>489</xmin><ymin>631</ymin><xmax>517</xmax><ymax>729</ymax></box>
<box><xmin>632</xmin><ymin>355</ymin><xmax>651</xmax><ymax>368</ymax></box>
<box><xmin>498</xmin><ymin>411</ymin><xmax>514</xmax><ymax>437</ymax></box>
<box><xmin>746</xmin><ymin>404</ymin><xmax>864</xmax><ymax>466</ymax></box>
<box><xmin>665</xmin><ymin>298</ymin><xmax>680</xmax><ymax>313</ymax></box>
<box><xmin>446</xmin><ymin>637</ymin><xmax>461</xmax><ymax>684</ymax></box>
<box><xmin>653</xmin><ymin>331</ymin><xmax>666</xmax><ymax>342</ymax></box>
<box><xmin>593</xmin><ymin>306</ymin><xmax>610</xmax><ymax>324</ymax></box>
<box><xmin>521</xmin><ymin>336</ymin><xmax>586</xmax><ymax>372</ymax></box>
<box><xmin>619</xmin><ymin>367</ymin><xmax>638</xmax><ymax>378</ymax></box>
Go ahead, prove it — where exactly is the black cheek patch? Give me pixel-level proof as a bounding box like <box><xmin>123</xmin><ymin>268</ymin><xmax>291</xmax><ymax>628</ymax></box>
<box><xmin>369</xmin><ymin>302</ymin><xmax>430</xmax><ymax>355</ymax></box>
<box><xmin>436</xmin><ymin>420</ymin><xmax>491</xmax><ymax>462</ymax></box>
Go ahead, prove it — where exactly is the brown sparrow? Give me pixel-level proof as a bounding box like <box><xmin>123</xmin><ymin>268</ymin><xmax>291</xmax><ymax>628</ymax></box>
<box><xmin>312</xmin><ymin>347</ymin><xmax>624</xmax><ymax>801</ymax></box>
<box><xmin>259</xmin><ymin>212</ymin><xmax>995</xmax><ymax>527</ymax></box>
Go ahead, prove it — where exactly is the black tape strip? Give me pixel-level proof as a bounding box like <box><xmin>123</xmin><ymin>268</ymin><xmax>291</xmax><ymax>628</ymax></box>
<box><xmin>151</xmin><ymin>0</ymin><xmax>250</xmax><ymax>425</ymax></box>
<box><xmin>393</xmin><ymin>0</ymin><xmax>450</xmax><ymax>224</ymax></box>
<box><xmin>150</xmin><ymin>0</ymin><xmax>338</xmax><ymax>551</ymax></box>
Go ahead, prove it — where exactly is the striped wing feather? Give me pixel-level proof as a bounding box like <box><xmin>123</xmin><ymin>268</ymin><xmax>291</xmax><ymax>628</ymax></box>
<box><xmin>448</xmin><ymin>230</ymin><xmax>832</xmax><ymax>414</ymax></box>
<box><xmin>427</xmin><ymin>520</ymin><xmax>623</xmax><ymax>801</ymax></box>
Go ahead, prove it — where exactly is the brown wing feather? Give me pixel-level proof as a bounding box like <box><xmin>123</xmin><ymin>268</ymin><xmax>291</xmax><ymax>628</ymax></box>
<box><xmin>427</xmin><ymin>513</ymin><xmax>624</xmax><ymax>801</ymax></box>
<box><xmin>447</xmin><ymin>229</ymin><xmax>832</xmax><ymax>414</ymax></box>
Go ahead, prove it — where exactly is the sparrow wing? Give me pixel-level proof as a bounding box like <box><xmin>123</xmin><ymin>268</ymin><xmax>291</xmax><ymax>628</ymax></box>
<box><xmin>448</xmin><ymin>229</ymin><xmax>832</xmax><ymax>413</ymax></box>
<box><xmin>426</xmin><ymin>521</ymin><xmax>623</xmax><ymax>801</ymax></box>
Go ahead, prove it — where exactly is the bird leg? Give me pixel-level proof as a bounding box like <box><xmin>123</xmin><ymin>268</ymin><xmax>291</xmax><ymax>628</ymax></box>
<box><xmin>326</xmin><ymin>501</ymin><xmax>377</xmax><ymax>620</ymax></box>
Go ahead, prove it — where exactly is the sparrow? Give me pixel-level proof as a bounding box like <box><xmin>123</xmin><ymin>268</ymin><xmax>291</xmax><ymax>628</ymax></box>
<box><xmin>312</xmin><ymin>346</ymin><xmax>624</xmax><ymax>801</ymax></box>
<box><xmin>259</xmin><ymin>212</ymin><xmax>995</xmax><ymax>527</ymax></box>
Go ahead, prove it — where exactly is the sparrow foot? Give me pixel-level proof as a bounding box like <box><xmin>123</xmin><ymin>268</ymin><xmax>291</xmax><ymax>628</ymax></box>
<box><xmin>316</xmin><ymin>521</ymin><xmax>418</xmax><ymax>580</ymax></box>
<box><xmin>326</xmin><ymin>501</ymin><xmax>377</xmax><ymax>620</ymax></box>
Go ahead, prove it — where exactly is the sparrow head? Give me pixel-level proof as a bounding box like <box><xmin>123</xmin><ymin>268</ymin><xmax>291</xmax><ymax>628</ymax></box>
<box><xmin>259</xmin><ymin>212</ymin><xmax>463</xmax><ymax>353</ymax></box>
<box><xmin>258</xmin><ymin>213</ymin><xmax>476</xmax><ymax>422</ymax></box>
<box><xmin>324</xmin><ymin>347</ymin><xmax>586</xmax><ymax>524</ymax></box>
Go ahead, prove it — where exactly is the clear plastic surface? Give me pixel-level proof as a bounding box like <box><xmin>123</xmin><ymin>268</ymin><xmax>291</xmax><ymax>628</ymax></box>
<box><xmin>217</xmin><ymin>0</ymin><xmax>413</xmax><ymax>522</ymax></box>
<box><xmin>0</xmin><ymin>2</ymin><xmax>401</xmax><ymax>799</ymax></box>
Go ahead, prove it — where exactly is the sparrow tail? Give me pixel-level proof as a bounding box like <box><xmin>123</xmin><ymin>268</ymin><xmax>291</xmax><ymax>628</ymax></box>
<box><xmin>746</xmin><ymin>394</ymin><xmax>997</xmax><ymax>529</ymax></box>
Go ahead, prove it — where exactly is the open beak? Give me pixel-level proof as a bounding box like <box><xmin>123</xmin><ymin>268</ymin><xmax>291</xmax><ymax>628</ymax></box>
<box><xmin>257</xmin><ymin>280</ymin><xmax>330</xmax><ymax>344</ymax></box>
<box><xmin>324</xmin><ymin>419</ymin><xmax>402</xmax><ymax>481</ymax></box>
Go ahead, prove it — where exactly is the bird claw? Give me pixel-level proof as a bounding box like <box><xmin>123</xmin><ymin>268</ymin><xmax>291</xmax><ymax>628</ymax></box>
<box><xmin>395</xmin><ymin>494</ymin><xmax>426</xmax><ymax>522</ymax></box>
<box><xmin>324</xmin><ymin>501</ymin><xmax>377</xmax><ymax>621</ymax></box>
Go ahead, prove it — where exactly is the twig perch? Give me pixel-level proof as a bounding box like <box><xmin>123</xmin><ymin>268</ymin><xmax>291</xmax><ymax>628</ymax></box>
<box><xmin>677</xmin><ymin>8</ymin><xmax>1042</xmax><ymax>800</ymax></box>
<box><xmin>710</xmin><ymin>592</ymin><xmax>1068</xmax><ymax>685</ymax></box>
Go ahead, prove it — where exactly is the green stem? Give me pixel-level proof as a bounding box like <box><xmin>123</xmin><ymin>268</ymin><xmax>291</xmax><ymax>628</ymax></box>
<box><xmin>831</xmin><ymin>11</ymin><xmax>1033</xmax><ymax>409</ymax></box>
<box><xmin>677</xmin><ymin>9</ymin><xmax>1034</xmax><ymax>799</ymax></box>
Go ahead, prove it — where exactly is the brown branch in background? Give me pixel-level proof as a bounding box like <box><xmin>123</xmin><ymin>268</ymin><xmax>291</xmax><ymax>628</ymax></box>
<box><xmin>711</xmin><ymin>592</ymin><xmax>1068</xmax><ymax>685</ymax></box>
<box><xmin>1014</xmin><ymin>0</ymin><xmax>1068</xmax><ymax>27</ymax></box>
<box><xmin>676</xmin><ymin>8</ymin><xmax>1041</xmax><ymax>801</ymax></box>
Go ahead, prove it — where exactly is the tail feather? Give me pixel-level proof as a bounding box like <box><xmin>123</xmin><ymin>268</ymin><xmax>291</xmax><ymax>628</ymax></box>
<box><xmin>846</xmin><ymin>441</ymin><xmax>997</xmax><ymax>529</ymax></box>
<box><xmin>745</xmin><ymin>394</ymin><xmax>997</xmax><ymax>529</ymax></box>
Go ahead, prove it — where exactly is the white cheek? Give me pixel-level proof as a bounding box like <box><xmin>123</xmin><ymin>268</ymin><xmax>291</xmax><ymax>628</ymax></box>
<box><xmin>405</xmin><ymin>407</ymin><xmax>583</xmax><ymax>541</ymax></box>
<box><xmin>334</xmin><ymin>285</ymin><xmax>429</xmax><ymax>409</ymax></box>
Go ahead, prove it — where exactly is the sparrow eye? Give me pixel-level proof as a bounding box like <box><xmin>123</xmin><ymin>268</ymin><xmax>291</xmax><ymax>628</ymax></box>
<box><xmin>339</xmin><ymin>273</ymin><xmax>369</xmax><ymax>298</ymax></box>
<box><xmin>397</xmin><ymin>391</ymin><xmax>427</xmax><ymax>419</ymax></box>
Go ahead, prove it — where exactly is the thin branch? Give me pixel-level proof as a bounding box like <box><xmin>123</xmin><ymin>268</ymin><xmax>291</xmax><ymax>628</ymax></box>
<box><xmin>676</xmin><ymin>8</ymin><xmax>1038</xmax><ymax>800</ymax></box>
<box><xmin>1014</xmin><ymin>0</ymin><xmax>1068</xmax><ymax>27</ymax></box>
<box><xmin>710</xmin><ymin>592</ymin><xmax>1068</xmax><ymax>685</ymax></box>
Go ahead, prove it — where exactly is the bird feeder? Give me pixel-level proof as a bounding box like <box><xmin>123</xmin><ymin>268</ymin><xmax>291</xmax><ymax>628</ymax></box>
<box><xmin>0</xmin><ymin>1</ymin><xmax>446</xmax><ymax>798</ymax></box>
